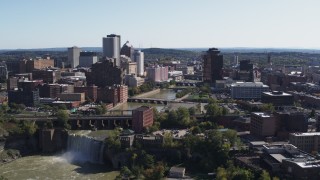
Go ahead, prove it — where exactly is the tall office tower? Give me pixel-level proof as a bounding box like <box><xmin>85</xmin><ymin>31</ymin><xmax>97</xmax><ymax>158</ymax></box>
<box><xmin>133</xmin><ymin>50</ymin><xmax>144</xmax><ymax>76</ymax></box>
<box><xmin>120</xmin><ymin>41</ymin><xmax>134</xmax><ymax>58</ymax></box>
<box><xmin>103</xmin><ymin>34</ymin><xmax>121</xmax><ymax>67</ymax></box>
<box><xmin>234</xmin><ymin>55</ymin><xmax>239</xmax><ymax>66</ymax></box>
<box><xmin>79</xmin><ymin>52</ymin><xmax>98</xmax><ymax>67</ymax></box>
<box><xmin>68</xmin><ymin>46</ymin><xmax>81</xmax><ymax>68</ymax></box>
<box><xmin>238</xmin><ymin>60</ymin><xmax>254</xmax><ymax>82</ymax></box>
<box><xmin>202</xmin><ymin>48</ymin><xmax>223</xmax><ymax>84</ymax></box>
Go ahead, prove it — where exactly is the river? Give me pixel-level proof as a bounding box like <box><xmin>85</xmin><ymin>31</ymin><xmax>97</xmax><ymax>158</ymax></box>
<box><xmin>115</xmin><ymin>89</ymin><xmax>177</xmax><ymax>111</ymax></box>
<box><xmin>0</xmin><ymin>155</ymin><xmax>119</xmax><ymax>180</ymax></box>
<box><xmin>115</xmin><ymin>89</ymin><xmax>203</xmax><ymax>112</ymax></box>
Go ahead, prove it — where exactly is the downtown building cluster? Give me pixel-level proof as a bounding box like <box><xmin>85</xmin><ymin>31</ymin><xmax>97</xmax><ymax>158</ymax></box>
<box><xmin>201</xmin><ymin>47</ymin><xmax>320</xmax><ymax>179</ymax></box>
<box><xmin>3</xmin><ymin>34</ymin><xmax>155</xmax><ymax>133</ymax></box>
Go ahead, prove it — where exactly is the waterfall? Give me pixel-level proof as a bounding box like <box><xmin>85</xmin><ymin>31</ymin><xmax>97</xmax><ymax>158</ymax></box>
<box><xmin>64</xmin><ymin>131</ymin><xmax>105</xmax><ymax>164</ymax></box>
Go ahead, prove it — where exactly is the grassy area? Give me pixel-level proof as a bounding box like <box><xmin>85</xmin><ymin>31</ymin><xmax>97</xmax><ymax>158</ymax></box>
<box><xmin>187</xmin><ymin>94</ymin><xmax>210</xmax><ymax>100</ymax></box>
<box><xmin>88</xmin><ymin>130</ymin><xmax>112</xmax><ymax>138</ymax></box>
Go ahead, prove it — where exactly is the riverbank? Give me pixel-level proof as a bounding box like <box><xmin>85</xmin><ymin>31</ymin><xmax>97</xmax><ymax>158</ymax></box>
<box><xmin>176</xmin><ymin>93</ymin><xmax>191</xmax><ymax>101</ymax></box>
<box><xmin>133</xmin><ymin>89</ymin><xmax>161</xmax><ymax>98</ymax></box>
<box><xmin>0</xmin><ymin>149</ymin><xmax>21</xmax><ymax>165</ymax></box>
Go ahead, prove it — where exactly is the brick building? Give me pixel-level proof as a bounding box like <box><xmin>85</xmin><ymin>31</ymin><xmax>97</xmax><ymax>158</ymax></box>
<box><xmin>8</xmin><ymin>89</ymin><xmax>40</xmax><ymax>106</ymax></box>
<box><xmin>116</xmin><ymin>85</ymin><xmax>128</xmax><ymax>103</ymax></box>
<box><xmin>250</xmin><ymin>112</ymin><xmax>277</xmax><ymax>137</ymax></box>
<box><xmin>32</xmin><ymin>69</ymin><xmax>61</xmax><ymax>83</ymax></box>
<box><xmin>96</xmin><ymin>85</ymin><xmax>128</xmax><ymax>105</ymax></box>
<box><xmin>202</xmin><ymin>48</ymin><xmax>223</xmax><ymax>84</ymax></box>
<box><xmin>132</xmin><ymin>106</ymin><xmax>154</xmax><ymax>133</ymax></box>
<box><xmin>38</xmin><ymin>83</ymin><xmax>74</xmax><ymax>98</ymax></box>
<box><xmin>261</xmin><ymin>91</ymin><xmax>294</xmax><ymax>106</ymax></box>
<box><xmin>97</xmin><ymin>86</ymin><xmax>118</xmax><ymax>105</ymax></box>
<box><xmin>58</xmin><ymin>93</ymin><xmax>85</xmax><ymax>103</ymax></box>
<box><xmin>86</xmin><ymin>59</ymin><xmax>125</xmax><ymax>87</ymax></box>
<box><xmin>19</xmin><ymin>58</ymin><xmax>54</xmax><ymax>73</ymax></box>
<box><xmin>74</xmin><ymin>86</ymin><xmax>98</xmax><ymax>102</ymax></box>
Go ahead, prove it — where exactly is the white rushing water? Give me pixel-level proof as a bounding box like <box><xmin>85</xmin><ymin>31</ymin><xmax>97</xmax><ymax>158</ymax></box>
<box><xmin>65</xmin><ymin>130</ymin><xmax>105</xmax><ymax>164</ymax></box>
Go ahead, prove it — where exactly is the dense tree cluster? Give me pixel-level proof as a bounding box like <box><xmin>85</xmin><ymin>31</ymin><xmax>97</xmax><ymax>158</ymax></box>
<box><xmin>176</xmin><ymin>88</ymin><xmax>193</xmax><ymax>98</ymax></box>
<box><xmin>128</xmin><ymin>82</ymin><xmax>155</xmax><ymax>96</ymax></box>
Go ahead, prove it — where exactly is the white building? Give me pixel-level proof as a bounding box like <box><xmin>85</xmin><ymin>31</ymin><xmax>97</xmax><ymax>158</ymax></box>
<box><xmin>133</xmin><ymin>50</ymin><xmax>144</xmax><ymax>77</ymax></box>
<box><xmin>125</xmin><ymin>74</ymin><xmax>145</xmax><ymax>87</ymax></box>
<box><xmin>289</xmin><ymin>132</ymin><xmax>320</xmax><ymax>153</ymax></box>
<box><xmin>79</xmin><ymin>52</ymin><xmax>98</xmax><ymax>67</ymax></box>
<box><xmin>230</xmin><ymin>82</ymin><xmax>269</xmax><ymax>99</ymax></box>
<box><xmin>103</xmin><ymin>34</ymin><xmax>121</xmax><ymax>67</ymax></box>
<box><xmin>0</xmin><ymin>62</ymin><xmax>8</xmax><ymax>80</ymax></box>
<box><xmin>67</xmin><ymin>46</ymin><xmax>81</xmax><ymax>68</ymax></box>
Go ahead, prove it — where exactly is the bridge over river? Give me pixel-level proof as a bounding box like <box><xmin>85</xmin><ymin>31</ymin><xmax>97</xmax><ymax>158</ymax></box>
<box><xmin>127</xmin><ymin>97</ymin><xmax>182</xmax><ymax>104</ymax></box>
<box><xmin>15</xmin><ymin>110</ymin><xmax>133</xmax><ymax>130</ymax></box>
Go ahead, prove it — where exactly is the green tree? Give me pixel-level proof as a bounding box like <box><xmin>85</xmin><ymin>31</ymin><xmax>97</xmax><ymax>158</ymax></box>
<box><xmin>177</xmin><ymin>107</ymin><xmax>191</xmax><ymax>127</ymax></box>
<box><xmin>223</xmin><ymin>129</ymin><xmax>238</xmax><ymax>146</ymax></box>
<box><xmin>310</xmin><ymin>109</ymin><xmax>316</xmax><ymax>118</ymax></box>
<box><xmin>163</xmin><ymin>132</ymin><xmax>176</xmax><ymax>148</ymax></box>
<box><xmin>120</xmin><ymin>166</ymin><xmax>132</xmax><ymax>179</ymax></box>
<box><xmin>169</xmin><ymin>80</ymin><xmax>176</xmax><ymax>85</ymax></box>
<box><xmin>191</xmin><ymin>126</ymin><xmax>202</xmax><ymax>135</ymax></box>
<box><xmin>206</xmin><ymin>103</ymin><xmax>223</xmax><ymax>119</ymax></box>
<box><xmin>58</xmin><ymin>104</ymin><xmax>67</xmax><ymax>110</ymax></box>
<box><xmin>56</xmin><ymin>110</ymin><xmax>69</xmax><ymax>128</ymax></box>
<box><xmin>95</xmin><ymin>103</ymin><xmax>106</xmax><ymax>115</ymax></box>
<box><xmin>259</xmin><ymin>170</ymin><xmax>271</xmax><ymax>180</ymax></box>
<box><xmin>188</xmin><ymin>107</ymin><xmax>196</xmax><ymax>116</ymax></box>
<box><xmin>21</xmin><ymin>121</ymin><xmax>37</xmax><ymax>136</ymax></box>
<box><xmin>261</xmin><ymin>103</ymin><xmax>275</xmax><ymax>112</ymax></box>
<box><xmin>0</xmin><ymin>175</ymin><xmax>8</xmax><ymax>180</ymax></box>
<box><xmin>105</xmin><ymin>129</ymin><xmax>121</xmax><ymax>151</ymax></box>
<box><xmin>216</xmin><ymin>167</ymin><xmax>228</xmax><ymax>180</ymax></box>
<box><xmin>143</xmin><ymin>162</ymin><xmax>165</xmax><ymax>180</ymax></box>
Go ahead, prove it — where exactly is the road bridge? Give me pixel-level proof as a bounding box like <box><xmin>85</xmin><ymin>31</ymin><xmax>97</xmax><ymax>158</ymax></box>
<box><xmin>127</xmin><ymin>97</ymin><xmax>181</xmax><ymax>104</ymax></box>
<box><xmin>15</xmin><ymin>110</ymin><xmax>134</xmax><ymax>130</ymax></box>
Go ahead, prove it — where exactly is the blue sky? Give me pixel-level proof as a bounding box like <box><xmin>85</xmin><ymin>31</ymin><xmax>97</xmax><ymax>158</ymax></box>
<box><xmin>1</xmin><ymin>0</ymin><xmax>320</xmax><ymax>49</ymax></box>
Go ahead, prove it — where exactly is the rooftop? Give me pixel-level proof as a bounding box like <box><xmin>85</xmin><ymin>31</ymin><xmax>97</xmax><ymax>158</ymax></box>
<box><xmin>252</xmin><ymin>112</ymin><xmax>273</xmax><ymax>118</ymax></box>
<box><xmin>290</xmin><ymin>132</ymin><xmax>320</xmax><ymax>136</ymax></box>
<box><xmin>263</xmin><ymin>91</ymin><xmax>292</xmax><ymax>96</ymax></box>
<box><xmin>231</xmin><ymin>82</ymin><xmax>269</xmax><ymax>88</ymax></box>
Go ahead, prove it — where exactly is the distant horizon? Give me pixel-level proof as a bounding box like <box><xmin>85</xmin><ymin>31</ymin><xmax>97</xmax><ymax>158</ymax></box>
<box><xmin>2</xmin><ymin>46</ymin><xmax>320</xmax><ymax>52</ymax></box>
<box><xmin>2</xmin><ymin>1</ymin><xmax>320</xmax><ymax>49</ymax></box>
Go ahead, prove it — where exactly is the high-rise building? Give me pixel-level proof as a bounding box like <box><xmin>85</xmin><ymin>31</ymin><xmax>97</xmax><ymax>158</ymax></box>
<box><xmin>68</xmin><ymin>46</ymin><xmax>81</xmax><ymax>68</ymax></box>
<box><xmin>103</xmin><ymin>34</ymin><xmax>121</xmax><ymax>67</ymax></box>
<box><xmin>146</xmin><ymin>66</ymin><xmax>168</xmax><ymax>82</ymax></box>
<box><xmin>0</xmin><ymin>62</ymin><xmax>8</xmax><ymax>81</ymax></box>
<box><xmin>133</xmin><ymin>50</ymin><xmax>144</xmax><ymax>76</ymax></box>
<box><xmin>202</xmin><ymin>48</ymin><xmax>223</xmax><ymax>84</ymax></box>
<box><xmin>79</xmin><ymin>52</ymin><xmax>98</xmax><ymax>67</ymax></box>
<box><xmin>234</xmin><ymin>55</ymin><xmax>239</xmax><ymax>66</ymax></box>
<box><xmin>120</xmin><ymin>41</ymin><xmax>134</xmax><ymax>58</ymax></box>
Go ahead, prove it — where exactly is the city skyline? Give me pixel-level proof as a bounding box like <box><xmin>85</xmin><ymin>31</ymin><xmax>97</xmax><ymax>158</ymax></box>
<box><xmin>1</xmin><ymin>0</ymin><xmax>320</xmax><ymax>49</ymax></box>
